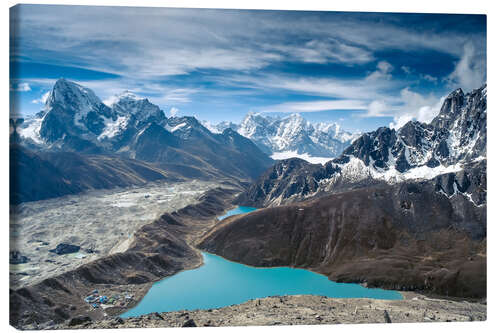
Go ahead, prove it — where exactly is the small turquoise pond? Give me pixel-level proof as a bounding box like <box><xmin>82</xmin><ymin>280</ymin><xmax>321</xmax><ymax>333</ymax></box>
<box><xmin>217</xmin><ymin>206</ymin><xmax>257</xmax><ymax>220</ymax></box>
<box><xmin>121</xmin><ymin>206</ymin><xmax>402</xmax><ymax>318</ymax></box>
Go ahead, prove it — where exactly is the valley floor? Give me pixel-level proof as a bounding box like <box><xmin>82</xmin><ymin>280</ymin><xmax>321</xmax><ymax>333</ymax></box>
<box><xmin>57</xmin><ymin>293</ymin><xmax>486</xmax><ymax>329</ymax></box>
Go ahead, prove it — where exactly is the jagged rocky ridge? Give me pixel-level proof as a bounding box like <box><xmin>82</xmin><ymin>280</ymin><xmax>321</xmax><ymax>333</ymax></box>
<box><xmin>237</xmin><ymin>85</ymin><xmax>487</xmax><ymax>207</ymax></box>
<box><xmin>208</xmin><ymin>112</ymin><xmax>359</xmax><ymax>158</ymax></box>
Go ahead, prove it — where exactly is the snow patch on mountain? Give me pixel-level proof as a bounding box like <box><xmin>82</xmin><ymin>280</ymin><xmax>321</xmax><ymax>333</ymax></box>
<box><xmin>170</xmin><ymin>122</ymin><xmax>187</xmax><ymax>132</ymax></box>
<box><xmin>98</xmin><ymin>115</ymin><xmax>130</xmax><ymax>140</ymax></box>
<box><xmin>271</xmin><ymin>151</ymin><xmax>332</xmax><ymax>165</ymax></box>
<box><xmin>110</xmin><ymin>91</ymin><xmax>165</xmax><ymax>125</ymax></box>
<box><xmin>18</xmin><ymin>116</ymin><xmax>44</xmax><ymax>144</ymax></box>
<box><xmin>200</xmin><ymin>120</ymin><xmax>222</xmax><ymax>134</ymax></box>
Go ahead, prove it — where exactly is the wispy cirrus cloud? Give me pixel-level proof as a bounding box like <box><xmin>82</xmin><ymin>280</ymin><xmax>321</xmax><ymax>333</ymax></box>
<box><xmin>219</xmin><ymin>59</ymin><xmax>402</xmax><ymax>102</ymax></box>
<box><xmin>159</xmin><ymin>88</ymin><xmax>199</xmax><ymax>104</ymax></box>
<box><xmin>11</xmin><ymin>6</ymin><xmax>485</xmax><ymax>81</ymax></box>
<box><xmin>260</xmin><ymin>99</ymin><xmax>367</xmax><ymax>113</ymax></box>
<box><xmin>259</xmin><ymin>38</ymin><xmax>374</xmax><ymax>65</ymax></box>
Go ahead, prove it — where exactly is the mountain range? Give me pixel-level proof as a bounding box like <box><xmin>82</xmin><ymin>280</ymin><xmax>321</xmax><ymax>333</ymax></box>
<box><xmin>11</xmin><ymin>79</ymin><xmax>274</xmax><ymax>203</ymax></box>
<box><xmin>236</xmin><ymin>84</ymin><xmax>487</xmax><ymax>207</ymax></box>
<box><xmin>204</xmin><ymin>112</ymin><xmax>359</xmax><ymax>160</ymax></box>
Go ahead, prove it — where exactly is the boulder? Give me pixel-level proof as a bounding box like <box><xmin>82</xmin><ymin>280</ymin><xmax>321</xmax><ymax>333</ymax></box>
<box><xmin>49</xmin><ymin>243</ymin><xmax>80</xmax><ymax>255</ymax></box>
<box><xmin>182</xmin><ymin>318</ymin><xmax>197</xmax><ymax>327</ymax></box>
<box><xmin>10</xmin><ymin>251</ymin><xmax>29</xmax><ymax>264</ymax></box>
<box><xmin>68</xmin><ymin>316</ymin><xmax>92</xmax><ymax>326</ymax></box>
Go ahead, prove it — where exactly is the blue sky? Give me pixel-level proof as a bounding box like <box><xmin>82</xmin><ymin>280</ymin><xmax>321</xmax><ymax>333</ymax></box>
<box><xmin>10</xmin><ymin>5</ymin><xmax>486</xmax><ymax>132</ymax></box>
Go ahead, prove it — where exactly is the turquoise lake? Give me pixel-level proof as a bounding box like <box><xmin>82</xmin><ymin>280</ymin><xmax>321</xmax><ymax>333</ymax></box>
<box><xmin>121</xmin><ymin>206</ymin><xmax>402</xmax><ymax>318</ymax></box>
<box><xmin>217</xmin><ymin>206</ymin><xmax>257</xmax><ymax>220</ymax></box>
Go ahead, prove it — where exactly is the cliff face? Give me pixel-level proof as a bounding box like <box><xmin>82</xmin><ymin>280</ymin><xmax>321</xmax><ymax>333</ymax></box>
<box><xmin>199</xmin><ymin>169</ymin><xmax>486</xmax><ymax>298</ymax></box>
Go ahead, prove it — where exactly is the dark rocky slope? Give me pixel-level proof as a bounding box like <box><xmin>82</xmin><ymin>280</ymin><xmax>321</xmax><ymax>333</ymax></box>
<box><xmin>10</xmin><ymin>140</ymin><xmax>254</xmax><ymax>204</ymax></box>
<box><xmin>199</xmin><ymin>167</ymin><xmax>486</xmax><ymax>298</ymax></box>
<box><xmin>10</xmin><ymin>145</ymin><xmax>177</xmax><ymax>204</ymax></box>
<box><xmin>10</xmin><ymin>187</ymin><xmax>238</xmax><ymax>329</ymax></box>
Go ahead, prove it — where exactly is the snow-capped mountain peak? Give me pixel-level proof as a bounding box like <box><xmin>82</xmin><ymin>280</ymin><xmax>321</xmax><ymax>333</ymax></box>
<box><xmin>104</xmin><ymin>90</ymin><xmax>145</xmax><ymax>107</ymax></box>
<box><xmin>21</xmin><ymin>79</ymin><xmax>168</xmax><ymax>149</ymax></box>
<box><xmin>48</xmin><ymin>78</ymin><xmax>102</xmax><ymax>108</ymax></box>
<box><xmin>46</xmin><ymin>78</ymin><xmax>111</xmax><ymax>130</ymax></box>
<box><xmin>36</xmin><ymin>78</ymin><xmax>114</xmax><ymax>145</ymax></box>
<box><xmin>238</xmin><ymin>112</ymin><xmax>273</xmax><ymax>138</ymax></box>
<box><xmin>109</xmin><ymin>91</ymin><xmax>166</xmax><ymax>124</ymax></box>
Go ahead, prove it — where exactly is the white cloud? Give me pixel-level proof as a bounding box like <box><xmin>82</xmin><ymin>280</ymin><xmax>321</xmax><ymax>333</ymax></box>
<box><xmin>401</xmin><ymin>66</ymin><xmax>412</xmax><ymax>75</ymax></box>
<box><xmin>160</xmin><ymin>89</ymin><xmax>198</xmax><ymax>104</ymax></box>
<box><xmin>400</xmin><ymin>87</ymin><xmax>439</xmax><ymax>114</ymax></box>
<box><xmin>10</xmin><ymin>82</ymin><xmax>31</xmax><ymax>92</ymax></box>
<box><xmin>377</xmin><ymin>61</ymin><xmax>393</xmax><ymax>74</ymax></box>
<box><xmin>366</xmin><ymin>100</ymin><xmax>389</xmax><ymax>117</ymax></box>
<box><xmin>260</xmin><ymin>39</ymin><xmax>373</xmax><ymax>65</ymax></box>
<box><xmin>261</xmin><ymin>99</ymin><xmax>367</xmax><ymax>113</ymax></box>
<box><xmin>415</xmin><ymin>97</ymin><xmax>445</xmax><ymax>123</ymax></box>
<box><xmin>11</xmin><ymin>6</ymin><xmax>485</xmax><ymax>81</ymax></box>
<box><xmin>31</xmin><ymin>91</ymin><xmax>51</xmax><ymax>104</ymax></box>
<box><xmin>389</xmin><ymin>88</ymin><xmax>444</xmax><ymax>129</ymax></box>
<box><xmin>11</xmin><ymin>7</ymin><xmax>484</xmax><ymax>128</ymax></box>
<box><xmin>421</xmin><ymin>74</ymin><xmax>438</xmax><ymax>83</ymax></box>
<box><xmin>446</xmin><ymin>42</ymin><xmax>486</xmax><ymax>91</ymax></box>
<box><xmin>169</xmin><ymin>107</ymin><xmax>180</xmax><ymax>117</ymax></box>
<box><xmin>224</xmin><ymin>69</ymin><xmax>398</xmax><ymax>102</ymax></box>
<box><xmin>390</xmin><ymin>114</ymin><xmax>415</xmax><ymax>130</ymax></box>
<box><xmin>365</xmin><ymin>61</ymin><xmax>394</xmax><ymax>81</ymax></box>
<box><xmin>102</xmin><ymin>95</ymin><xmax>120</xmax><ymax>107</ymax></box>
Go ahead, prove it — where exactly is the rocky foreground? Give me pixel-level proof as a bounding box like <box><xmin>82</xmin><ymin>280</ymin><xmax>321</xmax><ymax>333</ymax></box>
<box><xmin>9</xmin><ymin>187</ymin><xmax>240</xmax><ymax>329</ymax></box>
<box><xmin>55</xmin><ymin>294</ymin><xmax>486</xmax><ymax>329</ymax></box>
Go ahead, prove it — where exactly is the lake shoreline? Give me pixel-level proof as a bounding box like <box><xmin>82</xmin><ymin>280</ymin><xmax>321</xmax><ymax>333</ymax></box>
<box><xmin>121</xmin><ymin>250</ymin><xmax>402</xmax><ymax>317</ymax></box>
<box><xmin>115</xmin><ymin>203</ymin><xmax>484</xmax><ymax>322</ymax></box>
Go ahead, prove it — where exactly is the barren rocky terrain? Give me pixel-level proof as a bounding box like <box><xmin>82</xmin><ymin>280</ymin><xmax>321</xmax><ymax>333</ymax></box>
<box><xmin>55</xmin><ymin>294</ymin><xmax>486</xmax><ymax>329</ymax></box>
<box><xmin>10</xmin><ymin>180</ymin><xmax>221</xmax><ymax>288</ymax></box>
